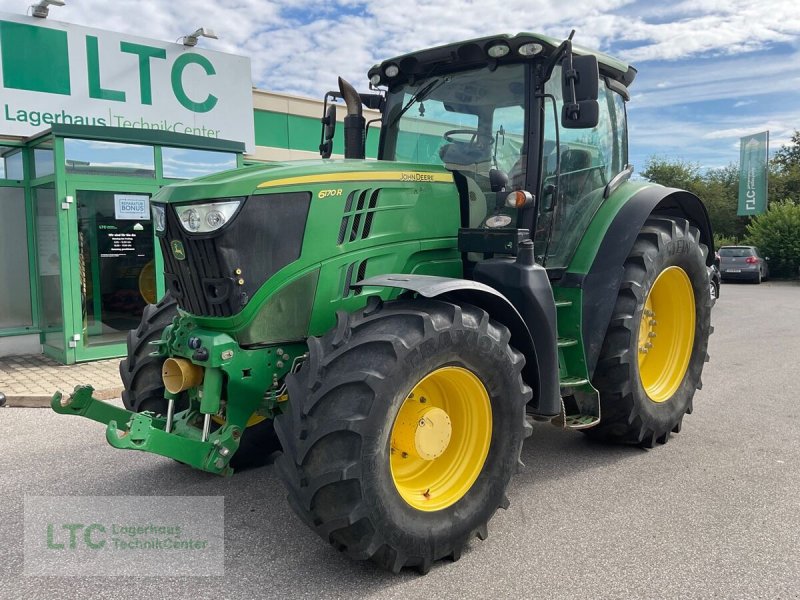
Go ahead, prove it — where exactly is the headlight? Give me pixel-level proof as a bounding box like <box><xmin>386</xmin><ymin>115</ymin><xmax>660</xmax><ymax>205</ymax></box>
<box><xmin>151</xmin><ymin>204</ymin><xmax>166</xmax><ymax>233</ymax></box>
<box><xmin>175</xmin><ymin>200</ymin><xmax>241</xmax><ymax>233</ymax></box>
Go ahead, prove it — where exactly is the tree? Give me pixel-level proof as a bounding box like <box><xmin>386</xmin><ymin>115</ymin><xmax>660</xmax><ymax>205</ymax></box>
<box><xmin>640</xmin><ymin>158</ymin><xmax>744</xmax><ymax>241</ymax></box>
<box><xmin>640</xmin><ymin>157</ymin><xmax>703</xmax><ymax>195</ymax></box>
<box><xmin>772</xmin><ymin>130</ymin><xmax>800</xmax><ymax>172</ymax></box>
<box><xmin>770</xmin><ymin>130</ymin><xmax>800</xmax><ymax>205</ymax></box>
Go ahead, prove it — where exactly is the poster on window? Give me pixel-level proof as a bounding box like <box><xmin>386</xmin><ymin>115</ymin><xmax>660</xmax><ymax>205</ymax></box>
<box><xmin>114</xmin><ymin>194</ymin><xmax>150</xmax><ymax>220</ymax></box>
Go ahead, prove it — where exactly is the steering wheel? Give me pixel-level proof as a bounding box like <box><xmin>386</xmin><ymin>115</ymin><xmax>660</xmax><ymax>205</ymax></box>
<box><xmin>443</xmin><ymin>129</ymin><xmax>493</xmax><ymax>148</ymax></box>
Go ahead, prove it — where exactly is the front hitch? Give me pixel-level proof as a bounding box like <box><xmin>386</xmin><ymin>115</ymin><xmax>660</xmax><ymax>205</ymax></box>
<box><xmin>52</xmin><ymin>385</ymin><xmax>240</xmax><ymax>476</ymax></box>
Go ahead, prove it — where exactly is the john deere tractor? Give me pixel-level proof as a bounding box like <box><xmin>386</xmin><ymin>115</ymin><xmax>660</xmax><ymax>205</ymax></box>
<box><xmin>53</xmin><ymin>32</ymin><xmax>713</xmax><ymax>573</ymax></box>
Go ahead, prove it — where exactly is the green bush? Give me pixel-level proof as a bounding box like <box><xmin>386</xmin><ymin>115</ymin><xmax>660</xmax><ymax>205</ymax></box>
<box><xmin>745</xmin><ymin>201</ymin><xmax>800</xmax><ymax>278</ymax></box>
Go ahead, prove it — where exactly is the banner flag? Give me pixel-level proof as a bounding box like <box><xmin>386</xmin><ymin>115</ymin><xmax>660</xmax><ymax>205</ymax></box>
<box><xmin>738</xmin><ymin>131</ymin><xmax>769</xmax><ymax>216</ymax></box>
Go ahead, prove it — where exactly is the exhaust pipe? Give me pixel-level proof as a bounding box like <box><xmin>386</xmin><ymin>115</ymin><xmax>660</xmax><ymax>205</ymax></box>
<box><xmin>162</xmin><ymin>358</ymin><xmax>204</xmax><ymax>394</ymax></box>
<box><xmin>338</xmin><ymin>77</ymin><xmax>365</xmax><ymax>159</ymax></box>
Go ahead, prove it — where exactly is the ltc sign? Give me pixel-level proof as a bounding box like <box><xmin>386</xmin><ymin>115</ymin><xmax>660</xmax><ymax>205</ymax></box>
<box><xmin>0</xmin><ymin>13</ymin><xmax>254</xmax><ymax>150</ymax></box>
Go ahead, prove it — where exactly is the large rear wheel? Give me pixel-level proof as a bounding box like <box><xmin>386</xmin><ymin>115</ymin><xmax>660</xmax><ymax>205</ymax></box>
<box><xmin>586</xmin><ymin>217</ymin><xmax>711</xmax><ymax>446</ymax></box>
<box><xmin>275</xmin><ymin>298</ymin><xmax>531</xmax><ymax>573</ymax></box>
<box><xmin>120</xmin><ymin>293</ymin><xmax>279</xmax><ymax>470</ymax></box>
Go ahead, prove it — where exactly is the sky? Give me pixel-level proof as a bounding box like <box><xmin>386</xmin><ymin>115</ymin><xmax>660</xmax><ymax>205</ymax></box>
<box><xmin>3</xmin><ymin>0</ymin><xmax>799</xmax><ymax>172</ymax></box>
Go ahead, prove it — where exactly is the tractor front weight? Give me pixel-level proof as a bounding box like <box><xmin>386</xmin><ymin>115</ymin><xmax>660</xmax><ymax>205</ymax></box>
<box><xmin>52</xmin><ymin>315</ymin><xmax>307</xmax><ymax>475</ymax></box>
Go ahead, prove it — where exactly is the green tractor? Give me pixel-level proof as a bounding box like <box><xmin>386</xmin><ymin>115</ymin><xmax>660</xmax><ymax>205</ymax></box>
<box><xmin>53</xmin><ymin>32</ymin><xmax>713</xmax><ymax>573</ymax></box>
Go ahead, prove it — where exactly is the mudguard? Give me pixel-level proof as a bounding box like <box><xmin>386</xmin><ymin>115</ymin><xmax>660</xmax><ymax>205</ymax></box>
<box><xmin>561</xmin><ymin>183</ymin><xmax>714</xmax><ymax>377</ymax></box>
<box><xmin>359</xmin><ymin>274</ymin><xmax>560</xmax><ymax>417</ymax></box>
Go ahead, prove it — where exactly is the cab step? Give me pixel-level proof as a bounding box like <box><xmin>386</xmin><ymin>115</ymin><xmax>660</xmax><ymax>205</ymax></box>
<box><xmin>554</xmin><ymin>300</ymin><xmax>573</xmax><ymax>308</ymax></box>
<box><xmin>562</xmin><ymin>413</ymin><xmax>601</xmax><ymax>429</ymax></box>
<box><xmin>559</xmin><ymin>376</ymin><xmax>590</xmax><ymax>393</ymax></box>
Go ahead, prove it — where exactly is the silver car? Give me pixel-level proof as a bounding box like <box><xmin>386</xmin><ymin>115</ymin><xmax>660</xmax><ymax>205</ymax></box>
<box><xmin>718</xmin><ymin>246</ymin><xmax>769</xmax><ymax>284</ymax></box>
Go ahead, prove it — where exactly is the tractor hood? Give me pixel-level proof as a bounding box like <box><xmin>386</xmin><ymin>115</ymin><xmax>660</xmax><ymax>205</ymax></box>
<box><xmin>153</xmin><ymin>159</ymin><xmax>457</xmax><ymax>319</ymax></box>
<box><xmin>153</xmin><ymin>160</ymin><xmax>454</xmax><ymax>205</ymax></box>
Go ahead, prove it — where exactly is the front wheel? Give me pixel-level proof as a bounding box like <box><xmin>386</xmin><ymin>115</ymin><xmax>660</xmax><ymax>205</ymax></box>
<box><xmin>586</xmin><ymin>217</ymin><xmax>712</xmax><ymax>447</ymax></box>
<box><xmin>274</xmin><ymin>298</ymin><xmax>531</xmax><ymax>573</ymax></box>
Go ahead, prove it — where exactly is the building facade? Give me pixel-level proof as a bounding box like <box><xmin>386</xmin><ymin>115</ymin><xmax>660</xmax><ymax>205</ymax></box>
<box><xmin>0</xmin><ymin>12</ymin><xmax>378</xmax><ymax>363</ymax></box>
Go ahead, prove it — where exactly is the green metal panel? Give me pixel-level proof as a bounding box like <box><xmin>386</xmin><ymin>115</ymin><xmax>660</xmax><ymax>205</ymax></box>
<box><xmin>253</xmin><ymin>109</ymin><xmax>380</xmax><ymax>158</ymax></box>
<box><xmin>253</xmin><ymin>110</ymin><xmax>288</xmax><ymax>148</ymax></box>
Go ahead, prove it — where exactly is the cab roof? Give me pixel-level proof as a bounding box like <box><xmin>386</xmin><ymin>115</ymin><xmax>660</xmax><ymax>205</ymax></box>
<box><xmin>368</xmin><ymin>32</ymin><xmax>636</xmax><ymax>90</ymax></box>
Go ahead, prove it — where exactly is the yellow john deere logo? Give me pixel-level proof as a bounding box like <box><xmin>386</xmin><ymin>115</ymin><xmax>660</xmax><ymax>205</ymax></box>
<box><xmin>170</xmin><ymin>240</ymin><xmax>186</xmax><ymax>260</ymax></box>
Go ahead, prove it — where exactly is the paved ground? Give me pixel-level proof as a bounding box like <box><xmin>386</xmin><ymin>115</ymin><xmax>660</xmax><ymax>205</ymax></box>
<box><xmin>0</xmin><ymin>355</ymin><xmax>122</xmax><ymax>406</ymax></box>
<box><xmin>0</xmin><ymin>281</ymin><xmax>798</xmax><ymax>599</ymax></box>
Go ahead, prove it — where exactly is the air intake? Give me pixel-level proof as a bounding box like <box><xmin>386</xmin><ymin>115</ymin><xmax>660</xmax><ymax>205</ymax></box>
<box><xmin>337</xmin><ymin>189</ymin><xmax>381</xmax><ymax>244</ymax></box>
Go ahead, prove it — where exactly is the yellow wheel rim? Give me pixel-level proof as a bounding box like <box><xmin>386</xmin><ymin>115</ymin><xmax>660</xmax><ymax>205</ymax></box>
<box><xmin>390</xmin><ymin>366</ymin><xmax>492</xmax><ymax>512</ymax></box>
<box><xmin>138</xmin><ymin>260</ymin><xmax>157</xmax><ymax>305</ymax></box>
<box><xmin>638</xmin><ymin>266</ymin><xmax>696</xmax><ymax>402</ymax></box>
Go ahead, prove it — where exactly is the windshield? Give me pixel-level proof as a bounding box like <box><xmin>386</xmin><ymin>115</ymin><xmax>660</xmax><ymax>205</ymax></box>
<box><xmin>381</xmin><ymin>65</ymin><xmax>526</xmax><ymax>172</ymax></box>
<box><xmin>381</xmin><ymin>65</ymin><xmax>527</xmax><ymax>229</ymax></box>
<box><xmin>719</xmin><ymin>247</ymin><xmax>755</xmax><ymax>257</ymax></box>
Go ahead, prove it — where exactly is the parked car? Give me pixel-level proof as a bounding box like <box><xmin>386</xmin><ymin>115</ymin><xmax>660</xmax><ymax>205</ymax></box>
<box><xmin>718</xmin><ymin>246</ymin><xmax>769</xmax><ymax>283</ymax></box>
<box><xmin>709</xmin><ymin>251</ymin><xmax>721</xmax><ymax>302</ymax></box>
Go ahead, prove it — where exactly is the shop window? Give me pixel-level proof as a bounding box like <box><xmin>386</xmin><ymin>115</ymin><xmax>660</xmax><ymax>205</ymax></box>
<box><xmin>1</xmin><ymin>147</ymin><xmax>24</xmax><ymax>180</ymax></box>
<box><xmin>33</xmin><ymin>143</ymin><xmax>55</xmax><ymax>178</ymax></box>
<box><xmin>0</xmin><ymin>187</ymin><xmax>32</xmax><ymax>328</ymax></box>
<box><xmin>64</xmin><ymin>139</ymin><xmax>155</xmax><ymax>177</ymax></box>
<box><xmin>161</xmin><ymin>147</ymin><xmax>237</xmax><ymax>179</ymax></box>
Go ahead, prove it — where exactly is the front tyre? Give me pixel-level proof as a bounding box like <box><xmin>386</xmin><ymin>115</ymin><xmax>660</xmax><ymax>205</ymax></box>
<box><xmin>586</xmin><ymin>217</ymin><xmax>712</xmax><ymax>447</ymax></box>
<box><xmin>274</xmin><ymin>298</ymin><xmax>531</xmax><ymax>573</ymax></box>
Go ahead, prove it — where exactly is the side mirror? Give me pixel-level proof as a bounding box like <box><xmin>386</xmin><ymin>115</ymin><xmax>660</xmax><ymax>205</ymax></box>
<box><xmin>561</xmin><ymin>54</ymin><xmax>600</xmax><ymax>129</ymax></box>
<box><xmin>320</xmin><ymin>104</ymin><xmax>337</xmax><ymax>159</ymax></box>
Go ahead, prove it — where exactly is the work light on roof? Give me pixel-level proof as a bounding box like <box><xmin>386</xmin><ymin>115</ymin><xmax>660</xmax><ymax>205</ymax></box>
<box><xmin>370</xmin><ymin>74</ymin><xmax>382</xmax><ymax>86</ymax></box>
<box><xmin>487</xmin><ymin>42</ymin><xmax>510</xmax><ymax>58</ymax></box>
<box><xmin>384</xmin><ymin>64</ymin><xmax>400</xmax><ymax>78</ymax></box>
<box><xmin>518</xmin><ymin>42</ymin><xmax>544</xmax><ymax>57</ymax></box>
<box><xmin>30</xmin><ymin>0</ymin><xmax>64</xmax><ymax>18</ymax></box>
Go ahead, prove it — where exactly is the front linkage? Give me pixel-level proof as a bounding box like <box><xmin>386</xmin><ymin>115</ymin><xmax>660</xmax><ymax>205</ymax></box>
<box><xmin>52</xmin><ymin>313</ymin><xmax>306</xmax><ymax>475</ymax></box>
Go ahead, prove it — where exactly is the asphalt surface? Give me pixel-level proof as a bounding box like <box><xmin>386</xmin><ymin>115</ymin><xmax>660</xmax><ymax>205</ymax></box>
<box><xmin>1</xmin><ymin>281</ymin><xmax>798</xmax><ymax>599</ymax></box>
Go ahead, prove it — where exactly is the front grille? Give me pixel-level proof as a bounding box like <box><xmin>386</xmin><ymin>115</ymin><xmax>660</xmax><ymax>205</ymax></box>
<box><xmin>160</xmin><ymin>192</ymin><xmax>311</xmax><ymax>317</ymax></box>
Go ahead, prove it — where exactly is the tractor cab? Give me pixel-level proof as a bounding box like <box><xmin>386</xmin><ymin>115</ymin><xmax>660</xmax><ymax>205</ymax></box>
<box><xmin>326</xmin><ymin>33</ymin><xmax>636</xmax><ymax>272</ymax></box>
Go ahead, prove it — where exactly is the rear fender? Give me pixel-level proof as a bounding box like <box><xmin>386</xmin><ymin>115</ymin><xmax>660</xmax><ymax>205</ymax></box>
<box><xmin>359</xmin><ymin>274</ymin><xmax>558</xmax><ymax>416</ymax></box>
<box><xmin>563</xmin><ymin>182</ymin><xmax>714</xmax><ymax>377</ymax></box>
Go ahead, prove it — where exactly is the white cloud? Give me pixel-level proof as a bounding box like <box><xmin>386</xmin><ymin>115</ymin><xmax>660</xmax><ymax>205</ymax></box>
<box><xmin>3</xmin><ymin>0</ymin><xmax>798</xmax><ymax>167</ymax></box>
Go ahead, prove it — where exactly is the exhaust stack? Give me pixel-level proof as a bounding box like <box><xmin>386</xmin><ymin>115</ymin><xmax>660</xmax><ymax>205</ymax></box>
<box><xmin>338</xmin><ymin>77</ymin><xmax>365</xmax><ymax>159</ymax></box>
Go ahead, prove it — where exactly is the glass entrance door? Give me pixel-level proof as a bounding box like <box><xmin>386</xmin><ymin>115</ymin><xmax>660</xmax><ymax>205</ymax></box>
<box><xmin>67</xmin><ymin>183</ymin><xmax>162</xmax><ymax>361</ymax></box>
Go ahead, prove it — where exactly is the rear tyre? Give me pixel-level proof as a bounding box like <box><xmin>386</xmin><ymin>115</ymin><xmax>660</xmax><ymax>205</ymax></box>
<box><xmin>274</xmin><ymin>298</ymin><xmax>531</xmax><ymax>573</ymax></box>
<box><xmin>120</xmin><ymin>292</ymin><xmax>279</xmax><ymax>470</ymax></box>
<box><xmin>585</xmin><ymin>217</ymin><xmax>711</xmax><ymax>447</ymax></box>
